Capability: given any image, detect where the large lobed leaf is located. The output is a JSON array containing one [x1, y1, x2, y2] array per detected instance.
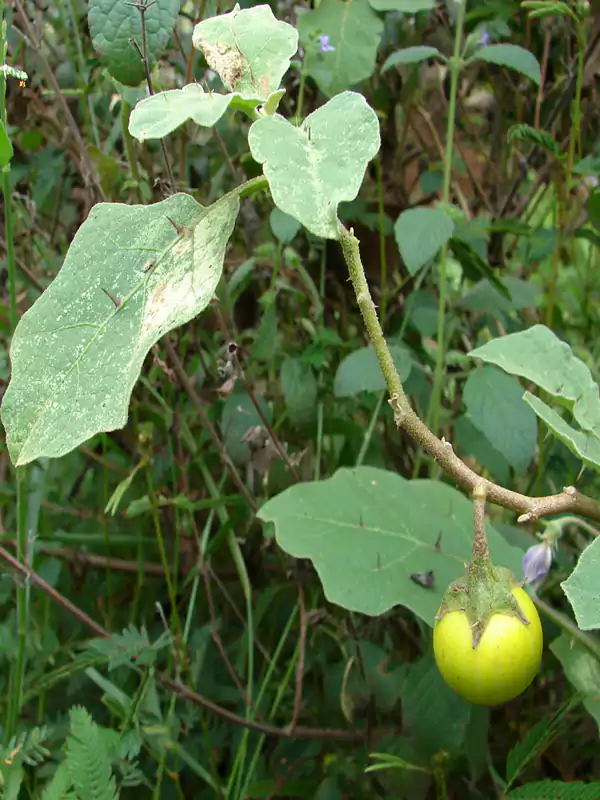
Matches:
[[249, 91, 380, 239], [2, 194, 239, 466], [258, 466, 525, 624]]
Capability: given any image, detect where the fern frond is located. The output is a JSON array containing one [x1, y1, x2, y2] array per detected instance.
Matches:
[[41, 761, 76, 800], [3, 726, 50, 767], [87, 625, 167, 671], [508, 780, 600, 799], [65, 707, 118, 800], [507, 124, 564, 160]]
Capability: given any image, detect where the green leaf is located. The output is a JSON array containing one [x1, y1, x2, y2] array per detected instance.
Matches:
[[464, 706, 490, 781], [2, 193, 239, 466], [469, 325, 600, 438], [473, 43, 542, 86], [129, 85, 256, 142], [573, 150, 600, 176], [87, 625, 167, 669], [463, 366, 537, 472], [88, 0, 180, 86], [394, 207, 455, 273], [369, 0, 435, 10], [402, 652, 472, 756], [0, 119, 13, 167], [334, 344, 411, 397], [457, 277, 541, 314], [298, 0, 384, 97], [561, 538, 600, 631], [381, 46, 441, 73], [523, 393, 600, 471], [2, 726, 50, 768], [257, 466, 524, 623], [41, 762, 75, 800], [550, 633, 600, 732], [588, 188, 600, 232], [269, 208, 301, 243], [505, 698, 577, 788], [249, 91, 380, 240], [507, 124, 563, 159], [192, 3, 298, 100], [66, 707, 117, 800], [450, 237, 511, 299], [281, 358, 318, 424], [454, 415, 511, 485], [508, 782, 600, 800]]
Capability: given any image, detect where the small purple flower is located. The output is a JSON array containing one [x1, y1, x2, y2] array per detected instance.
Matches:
[[479, 29, 490, 47], [318, 34, 336, 54], [522, 541, 553, 585]]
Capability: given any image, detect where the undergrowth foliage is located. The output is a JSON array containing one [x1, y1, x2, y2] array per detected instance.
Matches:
[[1, 0, 600, 797]]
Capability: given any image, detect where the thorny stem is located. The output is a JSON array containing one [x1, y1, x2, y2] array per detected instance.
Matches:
[[338, 223, 600, 524]]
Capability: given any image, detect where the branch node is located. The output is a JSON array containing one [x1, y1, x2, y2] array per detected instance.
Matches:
[[563, 485, 577, 497], [518, 511, 535, 523]]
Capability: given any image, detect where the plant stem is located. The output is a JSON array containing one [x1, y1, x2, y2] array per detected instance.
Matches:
[[429, 0, 466, 439], [120, 97, 143, 203], [338, 222, 600, 523], [471, 483, 489, 561]]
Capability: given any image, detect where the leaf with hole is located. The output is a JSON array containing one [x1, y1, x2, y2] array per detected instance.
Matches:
[[1, 193, 239, 466], [249, 91, 380, 240], [192, 3, 298, 100]]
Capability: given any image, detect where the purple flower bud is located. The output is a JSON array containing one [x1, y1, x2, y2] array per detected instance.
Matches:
[[480, 30, 490, 47], [318, 34, 336, 54], [522, 541, 553, 585]]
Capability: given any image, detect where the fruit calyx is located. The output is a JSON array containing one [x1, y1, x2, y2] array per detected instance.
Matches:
[[435, 484, 531, 648]]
